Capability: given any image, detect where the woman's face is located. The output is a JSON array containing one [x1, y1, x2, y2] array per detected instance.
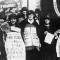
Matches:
[[28, 14, 34, 20], [35, 13, 38, 17], [45, 19, 50, 24], [11, 19, 16, 25], [23, 11, 27, 15]]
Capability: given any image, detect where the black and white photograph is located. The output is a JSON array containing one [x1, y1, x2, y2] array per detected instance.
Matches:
[[0, 0, 60, 60]]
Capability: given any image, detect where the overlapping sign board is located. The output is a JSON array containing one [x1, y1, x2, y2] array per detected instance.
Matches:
[[5, 32, 26, 60], [44, 32, 54, 44], [56, 36, 60, 57], [24, 26, 40, 47]]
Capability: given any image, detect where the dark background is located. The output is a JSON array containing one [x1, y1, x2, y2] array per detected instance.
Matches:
[[41, 0, 59, 18]]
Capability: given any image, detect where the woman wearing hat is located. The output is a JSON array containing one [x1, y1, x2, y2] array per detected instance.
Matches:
[[3, 14, 26, 60], [20, 10, 42, 60]]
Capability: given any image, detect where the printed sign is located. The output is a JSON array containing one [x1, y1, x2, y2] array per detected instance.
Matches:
[[56, 36, 60, 57], [5, 32, 26, 60], [24, 26, 40, 47], [44, 32, 54, 44]]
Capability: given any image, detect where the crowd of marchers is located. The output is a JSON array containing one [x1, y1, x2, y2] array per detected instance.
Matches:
[[0, 7, 60, 60]]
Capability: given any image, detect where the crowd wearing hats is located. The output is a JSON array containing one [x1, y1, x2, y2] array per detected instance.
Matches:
[[0, 7, 60, 60]]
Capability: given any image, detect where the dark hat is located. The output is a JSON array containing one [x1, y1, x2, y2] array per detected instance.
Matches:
[[44, 14, 51, 19], [17, 13, 25, 18], [28, 10, 35, 15], [21, 7, 28, 12], [9, 14, 17, 20], [35, 8, 40, 13], [0, 12, 6, 20]]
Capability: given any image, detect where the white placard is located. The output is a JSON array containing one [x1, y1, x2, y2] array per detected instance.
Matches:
[[5, 32, 26, 60], [56, 37, 60, 57], [24, 26, 40, 47], [44, 32, 54, 44], [32, 33, 40, 47], [24, 26, 32, 47]]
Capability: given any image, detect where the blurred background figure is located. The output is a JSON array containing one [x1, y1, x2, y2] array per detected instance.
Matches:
[[35, 8, 40, 25], [0, 19, 7, 60], [21, 7, 28, 19]]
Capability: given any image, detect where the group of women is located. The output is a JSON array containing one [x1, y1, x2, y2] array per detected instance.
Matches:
[[0, 7, 60, 60]]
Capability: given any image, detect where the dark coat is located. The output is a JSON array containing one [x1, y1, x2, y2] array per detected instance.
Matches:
[[19, 19, 44, 60], [40, 20, 57, 60], [18, 19, 44, 43], [0, 29, 7, 60]]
